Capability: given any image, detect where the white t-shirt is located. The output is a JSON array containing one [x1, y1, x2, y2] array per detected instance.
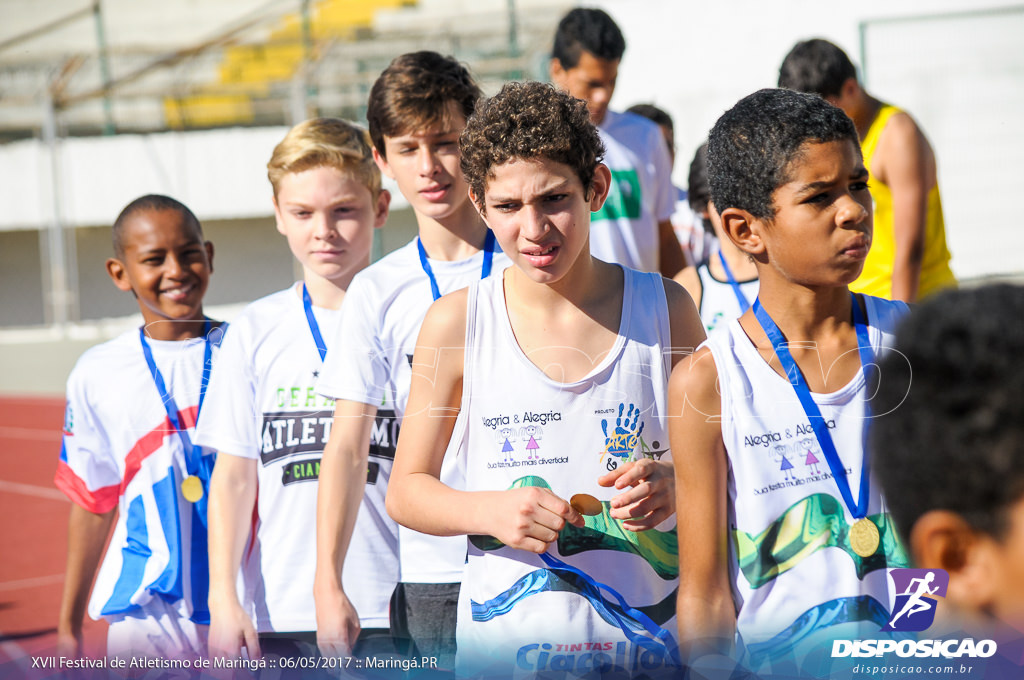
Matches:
[[703, 295, 910, 667], [696, 260, 760, 338], [590, 110, 675, 273], [55, 326, 224, 626], [454, 268, 679, 678], [317, 237, 511, 585], [194, 284, 398, 632]]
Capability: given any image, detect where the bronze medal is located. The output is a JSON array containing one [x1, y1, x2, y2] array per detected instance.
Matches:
[[570, 493, 602, 516], [849, 517, 880, 558]]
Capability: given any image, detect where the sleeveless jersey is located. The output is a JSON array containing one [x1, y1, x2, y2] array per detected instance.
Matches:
[[194, 284, 398, 631], [696, 261, 759, 338], [854, 105, 957, 299], [56, 326, 224, 625], [455, 268, 679, 678], [703, 295, 910, 667]]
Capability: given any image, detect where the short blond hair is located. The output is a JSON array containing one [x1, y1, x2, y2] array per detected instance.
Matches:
[[267, 118, 380, 197]]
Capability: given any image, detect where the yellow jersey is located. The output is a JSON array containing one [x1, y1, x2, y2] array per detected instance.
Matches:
[[854, 105, 957, 300]]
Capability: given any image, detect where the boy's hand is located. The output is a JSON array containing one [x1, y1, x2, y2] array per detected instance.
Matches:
[[314, 583, 361, 658], [599, 459, 675, 531], [487, 487, 584, 553], [209, 601, 261, 661]]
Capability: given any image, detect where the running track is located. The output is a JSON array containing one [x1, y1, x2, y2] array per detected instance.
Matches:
[[0, 396, 107, 678]]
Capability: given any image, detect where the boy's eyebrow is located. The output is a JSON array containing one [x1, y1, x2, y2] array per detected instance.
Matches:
[[389, 129, 459, 143], [487, 178, 574, 204], [794, 167, 870, 195]]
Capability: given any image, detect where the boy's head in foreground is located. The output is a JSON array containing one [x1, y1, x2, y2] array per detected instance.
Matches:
[[366, 51, 480, 222], [459, 81, 609, 282], [707, 88, 871, 286], [106, 194, 213, 328], [550, 8, 625, 125], [268, 117, 387, 285], [873, 285, 1024, 633]]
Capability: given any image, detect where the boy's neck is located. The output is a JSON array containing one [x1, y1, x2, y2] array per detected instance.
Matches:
[[851, 94, 884, 140], [506, 250, 609, 312], [415, 201, 490, 262], [142, 314, 208, 342], [753, 278, 854, 340], [302, 266, 361, 310]]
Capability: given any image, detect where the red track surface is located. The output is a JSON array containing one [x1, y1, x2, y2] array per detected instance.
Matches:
[[0, 396, 107, 677]]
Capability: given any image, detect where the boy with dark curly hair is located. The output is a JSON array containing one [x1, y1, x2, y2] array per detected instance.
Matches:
[[387, 80, 704, 678], [670, 88, 911, 672]]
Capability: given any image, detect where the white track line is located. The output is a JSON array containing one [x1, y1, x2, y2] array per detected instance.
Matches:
[[0, 480, 66, 502], [0, 574, 65, 592], [0, 427, 60, 441]]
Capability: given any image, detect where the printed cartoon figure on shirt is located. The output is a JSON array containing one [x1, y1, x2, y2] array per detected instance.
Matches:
[[801, 437, 822, 476], [521, 425, 542, 460], [496, 426, 516, 462], [774, 444, 797, 482], [600, 402, 645, 467]]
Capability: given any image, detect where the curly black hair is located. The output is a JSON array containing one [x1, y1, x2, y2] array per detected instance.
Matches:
[[707, 88, 859, 220], [459, 81, 605, 209], [872, 284, 1024, 541]]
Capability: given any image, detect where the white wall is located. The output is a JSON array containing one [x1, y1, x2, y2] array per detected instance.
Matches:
[[594, 0, 1024, 281]]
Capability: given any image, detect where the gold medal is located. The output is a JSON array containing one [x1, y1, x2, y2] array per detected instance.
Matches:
[[181, 475, 204, 503], [849, 517, 880, 558], [570, 493, 603, 516]]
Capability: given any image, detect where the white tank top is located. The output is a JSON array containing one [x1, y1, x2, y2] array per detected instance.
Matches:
[[696, 261, 759, 338], [454, 267, 680, 678], [703, 295, 910, 666]]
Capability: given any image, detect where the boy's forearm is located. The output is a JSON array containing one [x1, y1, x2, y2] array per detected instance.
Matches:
[[314, 419, 371, 593], [207, 454, 257, 608], [388, 471, 496, 538], [58, 504, 115, 635]]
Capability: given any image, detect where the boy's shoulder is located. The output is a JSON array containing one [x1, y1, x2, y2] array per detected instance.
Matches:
[[70, 329, 142, 381], [234, 285, 299, 324], [601, 109, 662, 145], [347, 238, 424, 300]]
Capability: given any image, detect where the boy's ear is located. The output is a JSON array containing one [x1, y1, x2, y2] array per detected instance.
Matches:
[[372, 147, 395, 180], [204, 241, 215, 274], [588, 164, 612, 212], [106, 257, 134, 293], [549, 58, 567, 87], [374, 189, 391, 229], [719, 207, 765, 257], [911, 510, 997, 611]]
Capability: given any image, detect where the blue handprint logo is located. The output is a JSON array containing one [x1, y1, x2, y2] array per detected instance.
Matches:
[[600, 403, 645, 467]]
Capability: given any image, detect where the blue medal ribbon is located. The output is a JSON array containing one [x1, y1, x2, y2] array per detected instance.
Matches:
[[139, 319, 212, 478], [538, 552, 681, 666], [417, 229, 496, 302], [301, 283, 328, 362], [752, 293, 874, 519], [717, 250, 751, 314]]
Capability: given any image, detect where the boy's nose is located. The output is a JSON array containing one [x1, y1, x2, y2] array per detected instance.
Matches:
[[837, 193, 870, 226], [520, 206, 550, 240], [418, 148, 441, 176]]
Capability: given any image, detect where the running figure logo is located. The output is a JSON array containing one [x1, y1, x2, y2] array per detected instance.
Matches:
[[882, 568, 949, 632]]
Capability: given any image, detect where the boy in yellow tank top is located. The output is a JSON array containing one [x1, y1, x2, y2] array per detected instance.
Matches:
[[779, 38, 957, 302]]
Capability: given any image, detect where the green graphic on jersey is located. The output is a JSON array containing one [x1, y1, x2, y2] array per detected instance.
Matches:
[[733, 493, 908, 589], [592, 168, 642, 222], [469, 475, 678, 579]]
